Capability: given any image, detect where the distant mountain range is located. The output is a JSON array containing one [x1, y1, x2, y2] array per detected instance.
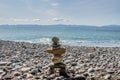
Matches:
[[0, 24, 120, 28], [101, 25, 120, 28]]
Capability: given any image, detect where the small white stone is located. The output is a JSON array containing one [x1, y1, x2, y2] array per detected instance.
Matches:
[[104, 74, 111, 79], [26, 73, 33, 78], [0, 62, 11, 66], [20, 67, 31, 72], [0, 69, 4, 74], [88, 67, 94, 73]]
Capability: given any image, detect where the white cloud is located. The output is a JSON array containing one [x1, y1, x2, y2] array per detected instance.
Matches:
[[51, 2, 59, 7], [32, 19, 41, 22], [11, 19, 29, 22], [52, 18, 70, 22], [0, 18, 41, 23], [52, 18, 64, 21], [0, 18, 71, 24]]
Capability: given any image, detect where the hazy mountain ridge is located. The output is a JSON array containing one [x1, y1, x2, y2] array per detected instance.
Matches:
[[0, 24, 120, 28]]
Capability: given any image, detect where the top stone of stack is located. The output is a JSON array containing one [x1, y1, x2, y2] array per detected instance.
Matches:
[[47, 37, 66, 55], [52, 37, 60, 49]]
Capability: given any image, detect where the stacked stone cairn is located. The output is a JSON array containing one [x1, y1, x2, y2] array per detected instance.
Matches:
[[46, 37, 86, 80]]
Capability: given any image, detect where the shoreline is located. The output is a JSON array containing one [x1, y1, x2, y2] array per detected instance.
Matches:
[[0, 40, 120, 79], [1, 39, 120, 48]]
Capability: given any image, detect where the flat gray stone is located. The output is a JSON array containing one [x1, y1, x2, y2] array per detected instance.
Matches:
[[0, 62, 11, 66]]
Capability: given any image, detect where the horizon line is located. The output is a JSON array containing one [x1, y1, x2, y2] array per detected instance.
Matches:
[[0, 23, 120, 27]]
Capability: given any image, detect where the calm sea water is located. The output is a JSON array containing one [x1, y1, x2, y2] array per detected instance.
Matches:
[[0, 25, 120, 47]]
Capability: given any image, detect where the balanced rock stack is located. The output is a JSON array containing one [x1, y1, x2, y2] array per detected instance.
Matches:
[[46, 37, 86, 80], [46, 37, 69, 77]]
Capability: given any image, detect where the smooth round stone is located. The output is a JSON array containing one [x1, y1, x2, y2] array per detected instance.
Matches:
[[4, 75, 13, 80], [71, 62, 77, 66], [0, 69, 4, 74], [46, 48, 66, 54], [13, 71, 21, 76], [55, 76, 64, 80], [26, 73, 33, 78], [64, 60, 71, 64], [87, 67, 95, 73], [35, 76, 40, 79], [88, 53, 95, 59], [14, 65, 22, 70], [67, 56, 73, 59], [0, 62, 12, 66], [75, 76, 86, 80], [83, 72, 89, 77], [78, 69, 86, 74], [48, 74, 56, 79], [33, 61, 39, 64], [107, 70, 115, 74], [20, 67, 32, 72], [30, 68, 40, 75], [104, 74, 111, 79], [35, 63, 42, 68]]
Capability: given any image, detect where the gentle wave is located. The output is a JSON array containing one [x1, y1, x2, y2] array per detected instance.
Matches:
[[14, 38, 120, 47]]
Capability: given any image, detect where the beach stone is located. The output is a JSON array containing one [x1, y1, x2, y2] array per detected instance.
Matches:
[[11, 58, 20, 63], [0, 62, 11, 66], [88, 53, 95, 59], [0, 69, 4, 74], [35, 76, 40, 79], [75, 77, 86, 80], [107, 70, 114, 74], [26, 73, 33, 78], [33, 61, 39, 64], [83, 72, 89, 77], [14, 65, 22, 70], [74, 75, 86, 80], [69, 68, 75, 74], [20, 73, 27, 78], [83, 72, 90, 77], [0, 54, 6, 57], [71, 62, 77, 66], [87, 67, 94, 73], [63, 76, 86, 80], [75, 65, 81, 70], [118, 61, 120, 67], [48, 74, 56, 79], [36, 63, 42, 68], [33, 55, 40, 58], [55, 76, 64, 80], [104, 74, 111, 79], [84, 59, 90, 63], [14, 77, 22, 80], [90, 77, 95, 80], [79, 69, 86, 74], [64, 60, 71, 64], [13, 71, 21, 76], [4, 75, 13, 80], [94, 67, 102, 71], [0, 69, 6, 79], [30, 68, 39, 75], [68, 56, 73, 59], [0, 75, 2, 79], [20, 67, 31, 72]]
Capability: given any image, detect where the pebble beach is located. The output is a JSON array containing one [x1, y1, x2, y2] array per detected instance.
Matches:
[[0, 40, 120, 80]]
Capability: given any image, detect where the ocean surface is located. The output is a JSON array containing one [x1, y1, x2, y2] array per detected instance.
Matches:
[[0, 25, 120, 47]]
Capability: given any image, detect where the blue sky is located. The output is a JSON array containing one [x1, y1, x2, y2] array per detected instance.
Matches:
[[0, 0, 120, 26]]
